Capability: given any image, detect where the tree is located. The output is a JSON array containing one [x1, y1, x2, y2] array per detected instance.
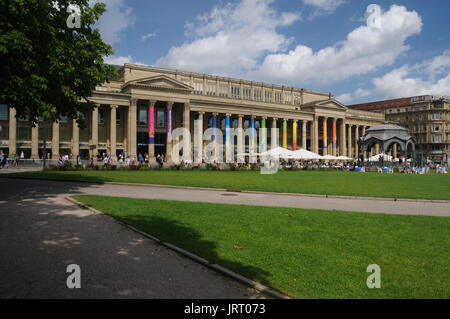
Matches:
[[0, 0, 116, 127]]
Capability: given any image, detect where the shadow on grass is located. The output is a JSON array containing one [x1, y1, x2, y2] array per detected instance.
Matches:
[[116, 214, 274, 290]]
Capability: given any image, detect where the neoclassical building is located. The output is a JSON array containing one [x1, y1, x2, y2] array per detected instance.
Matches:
[[0, 63, 385, 162]]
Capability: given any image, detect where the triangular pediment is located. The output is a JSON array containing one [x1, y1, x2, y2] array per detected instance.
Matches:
[[123, 75, 193, 91], [302, 98, 347, 111]]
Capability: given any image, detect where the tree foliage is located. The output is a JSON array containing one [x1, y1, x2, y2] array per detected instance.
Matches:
[[0, 0, 116, 127]]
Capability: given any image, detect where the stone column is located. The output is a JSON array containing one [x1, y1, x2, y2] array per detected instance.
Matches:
[[52, 121, 60, 159], [110, 105, 117, 161], [90, 106, 98, 159], [347, 124, 352, 158], [183, 102, 191, 161], [339, 119, 346, 157], [322, 117, 328, 156], [225, 114, 232, 163], [166, 102, 174, 162], [313, 116, 319, 154], [355, 125, 360, 159], [393, 143, 397, 159], [148, 100, 156, 160], [31, 123, 39, 159], [211, 112, 218, 161], [292, 120, 298, 151], [237, 115, 244, 163], [8, 107, 16, 156], [72, 119, 79, 160], [332, 118, 337, 156], [196, 112, 204, 163], [128, 99, 137, 160], [260, 117, 267, 153], [302, 120, 307, 150], [271, 117, 278, 151]]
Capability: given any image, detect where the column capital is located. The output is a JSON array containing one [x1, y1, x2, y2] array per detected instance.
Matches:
[[272, 117, 278, 121], [212, 112, 219, 116], [167, 101, 174, 108], [225, 113, 232, 117], [332, 117, 337, 123], [238, 114, 244, 118], [292, 119, 298, 123], [261, 116, 267, 120], [198, 111, 205, 115], [130, 98, 138, 106], [149, 99, 157, 106], [110, 104, 118, 109]]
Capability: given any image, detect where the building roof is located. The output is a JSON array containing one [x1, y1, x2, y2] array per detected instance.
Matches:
[[348, 97, 413, 111]]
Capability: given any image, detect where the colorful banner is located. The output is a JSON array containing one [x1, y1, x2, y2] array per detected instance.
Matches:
[[323, 120, 327, 149], [283, 120, 287, 149], [167, 107, 172, 143], [332, 121, 337, 150], [149, 106, 155, 144], [293, 121, 297, 151]]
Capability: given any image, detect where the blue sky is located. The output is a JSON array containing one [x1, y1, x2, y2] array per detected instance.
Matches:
[[97, 0, 450, 104]]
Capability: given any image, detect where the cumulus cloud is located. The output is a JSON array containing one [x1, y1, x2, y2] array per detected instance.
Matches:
[[252, 4, 422, 86], [337, 50, 450, 103], [104, 55, 144, 66], [141, 32, 156, 41], [155, 0, 301, 76], [90, 0, 135, 44], [302, 0, 346, 18]]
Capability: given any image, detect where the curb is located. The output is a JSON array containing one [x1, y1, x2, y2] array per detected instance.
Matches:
[[4, 175, 450, 204], [65, 196, 290, 300]]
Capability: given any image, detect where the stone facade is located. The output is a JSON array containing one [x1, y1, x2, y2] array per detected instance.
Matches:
[[349, 96, 450, 164], [0, 63, 385, 161]]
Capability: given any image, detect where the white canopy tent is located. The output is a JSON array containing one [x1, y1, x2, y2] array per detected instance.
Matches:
[[289, 149, 323, 160], [258, 147, 294, 159], [337, 155, 353, 161], [366, 153, 393, 162], [321, 154, 339, 161]]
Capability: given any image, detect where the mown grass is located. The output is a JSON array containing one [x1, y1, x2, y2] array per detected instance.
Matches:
[[74, 195, 450, 299], [9, 169, 450, 200]]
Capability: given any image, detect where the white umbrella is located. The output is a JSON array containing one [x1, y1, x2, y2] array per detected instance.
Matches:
[[337, 156, 352, 160], [321, 154, 339, 161], [289, 149, 323, 160], [259, 147, 293, 159]]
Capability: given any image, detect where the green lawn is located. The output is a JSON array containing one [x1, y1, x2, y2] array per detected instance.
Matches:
[[73, 195, 449, 299], [10, 169, 450, 200]]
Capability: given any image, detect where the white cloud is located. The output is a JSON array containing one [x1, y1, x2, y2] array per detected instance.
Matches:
[[155, 0, 301, 76], [141, 32, 156, 41], [104, 55, 144, 66], [337, 50, 450, 104], [302, 0, 346, 18], [90, 0, 135, 44], [252, 5, 422, 86]]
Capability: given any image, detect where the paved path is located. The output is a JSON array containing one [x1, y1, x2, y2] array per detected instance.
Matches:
[[5, 177, 449, 217], [0, 178, 264, 299]]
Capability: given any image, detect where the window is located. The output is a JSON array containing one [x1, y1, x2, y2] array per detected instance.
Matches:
[[432, 113, 441, 120], [389, 109, 393, 114], [243, 88, 250, 100], [423, 124, 427, 131], [116, 109, 121, 125], [60, 116, 68, 123], [397, 108, 400, 113], [432, 134, 442, 143], [157, 110, 165, 128], [264, 90, 272, 103], [405, 107, 409, 112], [0, 104, 7, 120], [205, 82, 216, 96], [139, 108, 147, 125], [193, 82, 203, 95], [433, 124, 440, 132], [254, 89, 262, 101], [231, 86, 240, 98], [423, 106, 427, 110], [274, 92, 282, 104], [284, 94, 291, 104], [98, 109, 104, 125], [218, 84, 228, 97]]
